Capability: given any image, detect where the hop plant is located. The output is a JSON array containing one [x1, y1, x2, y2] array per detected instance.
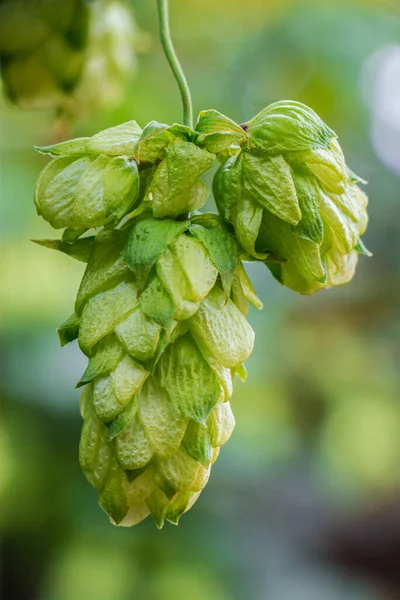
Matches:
[[32, 0, 370, 527], [0, 0, 139, 114], [212, 101, 370, 294]]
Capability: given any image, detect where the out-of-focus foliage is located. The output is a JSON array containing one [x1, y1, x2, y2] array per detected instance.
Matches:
[[1, 0, 399, 599], [0, 0, 142, 118], [75, 0, 142, 112], [0, 0, 89, 109]]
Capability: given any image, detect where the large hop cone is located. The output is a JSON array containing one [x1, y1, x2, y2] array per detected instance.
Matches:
[[33, 120, 261, 526], [52, 213, 259, 527], [209, 101, 370, 294]]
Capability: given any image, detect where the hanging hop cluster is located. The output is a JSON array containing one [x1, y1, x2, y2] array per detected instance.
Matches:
[[0, 0, 139, 113], [33, 100, 369, 526]]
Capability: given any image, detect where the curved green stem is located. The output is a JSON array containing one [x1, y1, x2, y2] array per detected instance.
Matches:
[[156, 0, 193, 128]]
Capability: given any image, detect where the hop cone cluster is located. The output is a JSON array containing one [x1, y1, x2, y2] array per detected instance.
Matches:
[[33, 100, 369, 526], [0, 0, 138, 113]]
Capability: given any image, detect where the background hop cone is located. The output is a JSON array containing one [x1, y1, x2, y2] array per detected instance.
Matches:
[[53, 213, 259, 527], [0, 0, 89, 109], [212, 100, 370, 294], [75, 0, 141, 111], [0, 0, 139, 113]]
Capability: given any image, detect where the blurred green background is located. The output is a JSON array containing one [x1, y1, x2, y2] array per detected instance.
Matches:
[[1, 0, 400, 599]]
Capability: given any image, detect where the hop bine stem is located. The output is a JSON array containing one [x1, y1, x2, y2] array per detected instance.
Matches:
[[156, 0, 193, 128]]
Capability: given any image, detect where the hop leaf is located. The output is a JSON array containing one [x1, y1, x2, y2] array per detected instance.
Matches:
[[189, 213, 240, 296], [31, 236, 95, 263], [190, 285, 255, 368], [37, 121, 142, 158], [242, 153, 301, 225], [123, 216, 190, 289], [149, 139, 215, 218]]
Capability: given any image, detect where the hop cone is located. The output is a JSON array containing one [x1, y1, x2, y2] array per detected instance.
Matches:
[[74, 218, 258, 527], [33, 124, 261, 527], [210, 101, 370, 294], [75, 0, 140, 111]]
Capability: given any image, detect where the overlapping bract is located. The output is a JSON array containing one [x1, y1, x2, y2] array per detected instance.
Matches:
[[0, 0, 138, 113], [52, 214, 258, 527], [210, 100, 370, 294]]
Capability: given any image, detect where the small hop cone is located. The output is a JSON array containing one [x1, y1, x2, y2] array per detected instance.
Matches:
[[213, 100, 370, 294], [58, 213, 258, 527], [133, 121, 217, 218]]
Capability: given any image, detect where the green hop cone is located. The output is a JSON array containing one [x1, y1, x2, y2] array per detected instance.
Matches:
[[47, 211, 259, 527], [212, 100, 370, 294]]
